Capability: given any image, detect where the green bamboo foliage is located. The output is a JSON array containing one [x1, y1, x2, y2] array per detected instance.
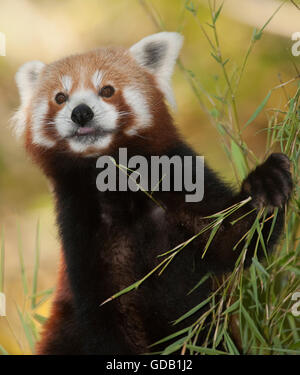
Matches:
[[103, 0, 300, 355], [1, 0, 299, 356]]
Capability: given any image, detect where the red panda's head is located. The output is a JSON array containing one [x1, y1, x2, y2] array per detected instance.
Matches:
[[14, 32, 183, 159]]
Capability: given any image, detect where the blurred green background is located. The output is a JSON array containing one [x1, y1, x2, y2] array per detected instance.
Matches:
[[0, 0, 299, 354]]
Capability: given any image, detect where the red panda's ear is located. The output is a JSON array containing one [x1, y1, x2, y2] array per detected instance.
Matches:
[[15, 61, 45, 105], [13, 61, 45, 138], [130, 32, 183, 109]]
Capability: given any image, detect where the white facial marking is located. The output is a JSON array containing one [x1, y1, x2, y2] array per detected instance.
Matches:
[[32, 99, 55, 147], [123, 87, 152, 136], [68, 134, 113, 153], [54, 88, 118, 153], [92, 70, 103, 89], [60, 75, 73, 92], [99, 99, 119, 131], [93, 134, 113, 149]]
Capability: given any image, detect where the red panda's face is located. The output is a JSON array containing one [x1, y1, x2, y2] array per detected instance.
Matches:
[[14, 32, 183, 157]]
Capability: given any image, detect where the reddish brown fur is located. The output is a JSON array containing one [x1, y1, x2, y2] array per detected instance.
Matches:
[[25, 47, 179, 166], [36, 255, 76, 355], [24, 46, 181, 353], [15, 36, 293, 356]]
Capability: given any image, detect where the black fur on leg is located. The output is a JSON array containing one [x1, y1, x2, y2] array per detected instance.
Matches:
[[37, 145, 293, 354]]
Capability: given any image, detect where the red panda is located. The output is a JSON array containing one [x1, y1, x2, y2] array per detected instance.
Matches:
[[14, 32, 292, 354]]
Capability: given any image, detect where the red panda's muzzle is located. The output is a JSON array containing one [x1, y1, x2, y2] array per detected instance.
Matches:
[[71, 104, 94, 127]]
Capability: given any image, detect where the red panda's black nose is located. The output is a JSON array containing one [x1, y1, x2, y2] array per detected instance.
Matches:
[[71, 104, 94, 126]]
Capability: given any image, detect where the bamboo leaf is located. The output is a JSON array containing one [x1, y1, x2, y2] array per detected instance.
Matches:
[[244, 91, 271, 129], [0, 345, 8, 355], [213, 2, 224, 24], [16, 306, 35, 352], [231, 140, 248, 180], [33, 313, 48, 325], [224, 331, 240, 355], [17, 225, 28, 296], [173, 296, 211, 325], [186, 345, 229, 355], [149, 327, 190, 347], [32, 220, 40, 309], [241, 304, 267, 345]]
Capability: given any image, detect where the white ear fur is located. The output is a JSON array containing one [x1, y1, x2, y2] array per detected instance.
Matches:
[[130, 32, 183, 108], [15, 61, 45, 105], [13, 61, 45, 137]]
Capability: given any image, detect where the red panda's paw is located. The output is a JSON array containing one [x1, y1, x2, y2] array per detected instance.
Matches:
[[241, 153, 293, 209]]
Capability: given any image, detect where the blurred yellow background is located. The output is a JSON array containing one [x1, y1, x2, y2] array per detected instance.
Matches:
[[0, 0, 299, 354]]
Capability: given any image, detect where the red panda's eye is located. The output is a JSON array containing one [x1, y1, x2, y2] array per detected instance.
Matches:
[[55, 92, 68, 105], [99, 85, 115, 98]]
